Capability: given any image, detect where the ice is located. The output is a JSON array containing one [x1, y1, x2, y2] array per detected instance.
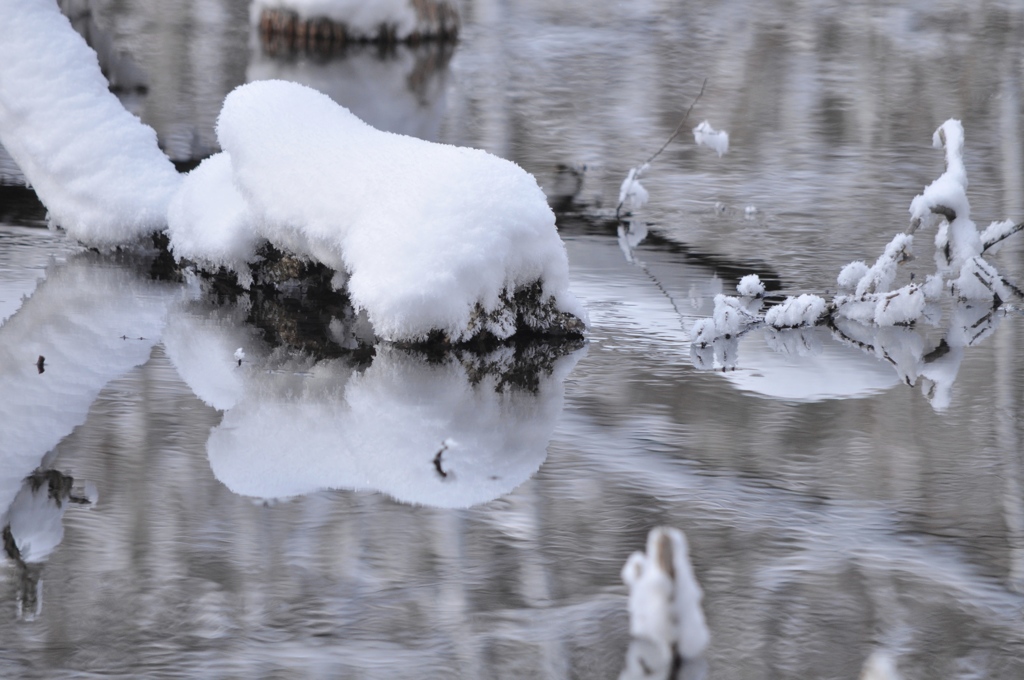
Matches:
[[764, 294, 826, 329], [174, 79, 584, 342], [620, 526, 709, 677], [0, 0, 181, 246], [692, 121, 729, 157]]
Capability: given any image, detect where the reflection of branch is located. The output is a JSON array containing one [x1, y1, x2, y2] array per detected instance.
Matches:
[[433, 441, 449, 479]]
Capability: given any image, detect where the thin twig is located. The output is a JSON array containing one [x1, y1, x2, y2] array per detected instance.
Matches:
[[642, 78, 708, 168], [616, 79, 708, 218]]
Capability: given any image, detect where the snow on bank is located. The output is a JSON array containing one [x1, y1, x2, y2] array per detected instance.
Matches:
[[169, 79, 585, 342], [0, 0, 181, 246]]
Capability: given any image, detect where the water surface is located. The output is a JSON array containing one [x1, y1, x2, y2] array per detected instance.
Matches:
[[2, 1, 1024, 678]]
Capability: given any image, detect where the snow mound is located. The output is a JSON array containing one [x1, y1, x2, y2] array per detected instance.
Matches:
[[166, 153, 260, 287], [169, 80, 585, 342], [0, 0, 181, 246]]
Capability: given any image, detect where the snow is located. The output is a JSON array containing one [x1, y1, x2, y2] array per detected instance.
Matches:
[[252, 0, 421, 39], [736, 274, 765, 298], [692, 121, 729, 157], [854, 233, 913, 297], [166, 153, 260, 287], [837, 261, 869, 291], [0, 0, 181, 247], [712, 293, 756, 336], [909, 120, 981, 272], [953, 256, 1008, 301], [179, 79, 583, 342], [764, 294, 826, 329], [617, 165, 649, 214], [909, 120, 969, 226], [621, 527, 709, 664], [871, 284, 926, 326], [980, 218, 1018, 254]]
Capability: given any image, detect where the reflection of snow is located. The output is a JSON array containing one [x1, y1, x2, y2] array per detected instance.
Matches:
[[163, 302, 583, 507], [723, 327, 899, 402], [0, 253, 179, 514]]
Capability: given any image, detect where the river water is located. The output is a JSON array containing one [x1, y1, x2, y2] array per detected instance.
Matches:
[[1, 1, 1024, 678]]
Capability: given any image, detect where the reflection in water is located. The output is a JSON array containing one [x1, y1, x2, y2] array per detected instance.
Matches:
[[248, 38, 453, 140], [0, 252, 179, 514], [2, 469, 95, 620], [2, 0, 1024, 676], [163, 299, 583, 507]]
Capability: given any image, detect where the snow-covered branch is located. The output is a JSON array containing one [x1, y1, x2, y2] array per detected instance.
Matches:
[[688, 120, 1023, 407]]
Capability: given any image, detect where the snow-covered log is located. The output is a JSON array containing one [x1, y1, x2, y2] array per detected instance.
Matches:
[[168, 79, 586, 344]]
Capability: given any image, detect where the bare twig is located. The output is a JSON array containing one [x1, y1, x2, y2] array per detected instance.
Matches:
[[642, 78, 708, 168], [615, 78, 708, 218]]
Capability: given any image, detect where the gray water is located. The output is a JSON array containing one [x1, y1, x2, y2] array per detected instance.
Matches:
[[2, 1, 1024, 678]]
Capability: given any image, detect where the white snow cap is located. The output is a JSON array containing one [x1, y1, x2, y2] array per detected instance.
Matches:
[[736, 274, 765, 298], [764, 294, 826, 329], [177, 79, 584, 342], [0, 0, 181, 246], [618, 165, 650, 214], [693, 121, 729, 157], [166, 153, 260, 287], [621, 526, 709, 661]]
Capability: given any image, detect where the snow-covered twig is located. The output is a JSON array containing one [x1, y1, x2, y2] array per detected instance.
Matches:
[[615, 79, 707, 219], [688, 119, 1024, 391]]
